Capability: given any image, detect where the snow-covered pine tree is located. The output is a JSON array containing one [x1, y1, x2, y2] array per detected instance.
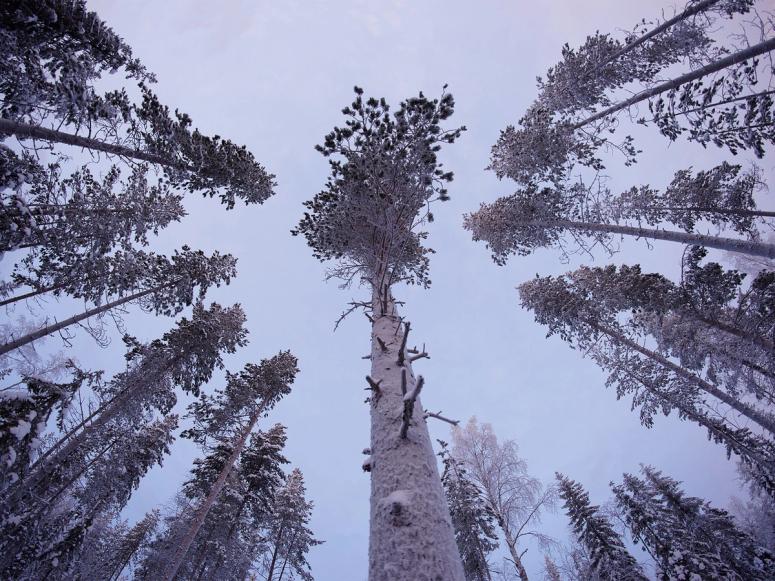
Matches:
[[1, 302, 247, 521], [438, 440, 498, 581], [0, 0, 276, 209], [489, 1, 769, 188], [464, 180, 775, 263], [452, 418, 556, 581], [0, 246, 237, 355], [105, 509, 161, 580], [161, 352, 299, 580], [1, 156, 184, 256], [293, 86, 466, 580], [611, 465, 775, 579], [518, 269, 775, 492], [555, 473, 647, 580], [0, 413, 177, 579], [0, 363, 99, 488], [262, 467, 321, 581]]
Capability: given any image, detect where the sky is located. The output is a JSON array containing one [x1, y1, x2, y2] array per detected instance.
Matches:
[[5, 0, 775, 579]]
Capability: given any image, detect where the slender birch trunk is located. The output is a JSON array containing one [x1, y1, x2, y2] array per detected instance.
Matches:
[[367, 286, 465, 581], [573, 37, 775, 129], [588, 320, 775, 435], [553, 218, 775, 258], [0, 282, 173, 356], [161, 403, 265, 581], [501, 526, 529, 581]]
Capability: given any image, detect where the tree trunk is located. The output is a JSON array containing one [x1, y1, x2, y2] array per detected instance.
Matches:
[[615, 361, 774, 472], [661, 206, 775, 219], [573, 36, 775, 129], [596, 0, 720, 70], [504, 535, 529, 581], [265, 521, 284, 581], [0, 118, 183, 170], [696, 314, 775, 352], [0, 285, 60, 307], [0, 282, 171, 356], [589, 320, 775, 435], [367, 285, 465, 581], [161, 404, 266, 581], [555, 218, 775, 258]]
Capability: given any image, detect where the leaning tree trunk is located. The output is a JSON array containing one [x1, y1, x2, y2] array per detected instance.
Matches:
[[367, 285, 465, 581], [573, 36, 775, 129], [0, 281, 173, 356], [555, 218, 775, 259], [161, 403, 266, 581], [502, 528, 529, 581], [589, 319, 775, 435]]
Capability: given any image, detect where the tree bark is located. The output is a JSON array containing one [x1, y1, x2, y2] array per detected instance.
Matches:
[[0, 282, 172, 356], [0, 285, 60, 307], [573, 37, 775, 129], [554, 218, 775, 258], [161, 403, 266, 581], [367, 286, 465, 581], [503, 533, 529, 581], [596, 0, 721, 70], [589, 320, 775, 435], [0, 118, 183, 170], [660, 206, 775, 219]]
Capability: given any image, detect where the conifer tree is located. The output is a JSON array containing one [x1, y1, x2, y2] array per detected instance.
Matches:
[[161, 352, 299, 580], [439, 440, 498, 581], [556, 473, 647, 580], [614, 466, 775, 579], [262, 468, 322, 581], [293, 86, 466, 579], [0, 246, 237, 355], [0, 0, 276, 209]]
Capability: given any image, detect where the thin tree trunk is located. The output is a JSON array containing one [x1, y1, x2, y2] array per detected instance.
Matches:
[[0, 118, 183, 170], [0, 285, 60, 307], [597, 0, 720, 69], [0, 282, 172, 356], [266, 521, 284, 581], [615, 361, 774, 472], [573, 37, 775, 129], [696, 314, 775, 352], [161, 403, 266, 581], [503, 534, 529, 581], [661, 206, 775, 219], [276, 529, 299, 581], [588, 320, 775, 435], [367, 285, 465, 581], [554, 218, 775, 258]]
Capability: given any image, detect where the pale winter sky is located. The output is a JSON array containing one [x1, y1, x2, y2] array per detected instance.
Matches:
[[10, 0, 775, 578]]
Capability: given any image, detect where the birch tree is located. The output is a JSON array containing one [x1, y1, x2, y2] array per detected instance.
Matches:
[[293, 86, 466, 580], [452, 418, 556, 581]]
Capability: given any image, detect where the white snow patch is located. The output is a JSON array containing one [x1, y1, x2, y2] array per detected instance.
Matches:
[[362, 456, 372, 471], [381, 489, 412, 507], [10, 420, 31, 440]]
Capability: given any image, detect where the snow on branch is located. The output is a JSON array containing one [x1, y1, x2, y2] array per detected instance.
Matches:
[[397, 321, 411, 366], [424, 410, 459, 426], [400, 375, 425, 439]]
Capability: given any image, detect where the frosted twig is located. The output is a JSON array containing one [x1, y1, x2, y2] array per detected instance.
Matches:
[[423, 410, 459, 426], [376, 337, 388, 352], [397, 321, 410, 366], [400, 375, 424, 439]]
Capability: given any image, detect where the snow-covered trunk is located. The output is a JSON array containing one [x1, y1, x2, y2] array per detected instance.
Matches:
[[367, 285, 464, 581], [503, 534, 529, 581], [161, 404, 264, 581], [556, 219, 775, 259]]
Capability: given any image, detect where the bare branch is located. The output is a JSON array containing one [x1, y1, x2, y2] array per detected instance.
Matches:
[[400, 375, 425, 439], [397, 321, 411, 366], [424, 410, 459, 426]]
